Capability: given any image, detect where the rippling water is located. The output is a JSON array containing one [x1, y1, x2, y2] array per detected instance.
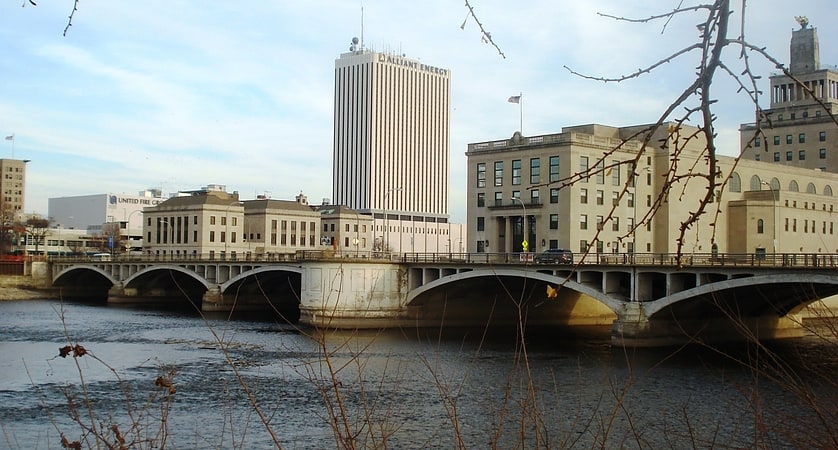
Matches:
[[1, 300, 837, 449]]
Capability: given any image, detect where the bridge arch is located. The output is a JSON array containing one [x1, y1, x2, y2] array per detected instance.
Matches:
[[220, 265, 303, 292], [406, 268, 625, 314], [52, 265, 120, 302], [123, 265, 213, 290], [644, 273, 838, 320], [54, 265, 119, 286]]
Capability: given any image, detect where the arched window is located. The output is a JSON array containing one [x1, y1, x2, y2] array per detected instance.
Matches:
[[769, 178, 780, 191], [807, 182, 817, 194], [789, 180, 799, 192], [757, 218, 764, 234], [825, 185, 833, 196], [730, 172, 741, 192], [750, 175, 762, 191]]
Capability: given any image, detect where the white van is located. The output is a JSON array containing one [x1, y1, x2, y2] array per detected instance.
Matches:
[[91, 253, 112, 261]]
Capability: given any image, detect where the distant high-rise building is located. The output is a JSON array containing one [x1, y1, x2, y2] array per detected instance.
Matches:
[[332, 46, 451, 221], [0, 158, 28, 220], [740, 20, 838, 171]]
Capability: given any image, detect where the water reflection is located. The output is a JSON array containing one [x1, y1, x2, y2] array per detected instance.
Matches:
[[0, 300, 836, 448]]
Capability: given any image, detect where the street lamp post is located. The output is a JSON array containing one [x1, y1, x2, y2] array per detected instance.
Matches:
[[384, 187, 402, 255], [511, 197, 528, 253], [633, 167, 652, 258], [124, 209, 143, 254], [761, 180, 778, 255], [354, 212, 360, 258]]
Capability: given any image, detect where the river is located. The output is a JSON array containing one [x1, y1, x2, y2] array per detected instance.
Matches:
[[1, 299, 836, 449]]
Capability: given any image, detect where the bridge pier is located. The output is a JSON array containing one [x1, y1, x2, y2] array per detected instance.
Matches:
[[202, 286, 229, 312], [611, 307, 806, 347], [299, 261, 411, 328]]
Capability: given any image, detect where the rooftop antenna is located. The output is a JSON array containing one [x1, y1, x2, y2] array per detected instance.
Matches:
[[349, 5, 366, 53]]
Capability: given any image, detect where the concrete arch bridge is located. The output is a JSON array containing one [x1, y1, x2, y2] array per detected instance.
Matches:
[[48, 252, 838, 346]]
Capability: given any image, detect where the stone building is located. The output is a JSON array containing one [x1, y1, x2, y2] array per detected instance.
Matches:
[[466, 123, 838, 259], [740, 20, 838, 172]]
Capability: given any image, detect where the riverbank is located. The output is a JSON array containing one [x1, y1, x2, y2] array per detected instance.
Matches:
[[0, 276, 56, 301]]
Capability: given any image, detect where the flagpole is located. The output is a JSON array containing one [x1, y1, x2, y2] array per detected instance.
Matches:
[[519, 92, 523, 135], [4, 134, 13, 158]]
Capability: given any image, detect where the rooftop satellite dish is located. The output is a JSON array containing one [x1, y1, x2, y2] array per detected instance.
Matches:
[[352, 37, 359, 44]]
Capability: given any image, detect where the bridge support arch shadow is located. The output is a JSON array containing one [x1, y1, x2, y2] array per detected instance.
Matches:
[[404, 269, 621, 330]]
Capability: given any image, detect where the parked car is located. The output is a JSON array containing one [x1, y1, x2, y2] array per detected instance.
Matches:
[[90, 253, 112, 261], [535, 248, 573, 264]]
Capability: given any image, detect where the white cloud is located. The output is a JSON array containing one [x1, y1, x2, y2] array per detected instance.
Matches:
[[0, 0, 834, 224]]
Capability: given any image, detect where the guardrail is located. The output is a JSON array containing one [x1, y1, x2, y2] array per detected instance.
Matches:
[[401, 252, 838, 269], [46, 251, 838, 269]]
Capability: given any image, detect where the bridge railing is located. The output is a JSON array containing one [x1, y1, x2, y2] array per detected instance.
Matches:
[[400, 252, 838, 269], [46, 251, 838, 269]]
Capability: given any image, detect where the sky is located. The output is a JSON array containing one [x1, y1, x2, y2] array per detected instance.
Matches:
[[1, 1, 836, 224]]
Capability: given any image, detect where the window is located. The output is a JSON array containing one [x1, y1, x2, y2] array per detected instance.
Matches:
[[494, 192, 503, 206], [820, 148, 827, 159], [579, 240, 588, 254], [820, 131, 827, 142], [476, 217, 485, 231], [773, 152, 780, 162], [596, 215, 604, 231], [531, 189, 540, 205], [579, 188, 587, 204], [799, 133, 806, 144], [550, 188, 559, 203], [786, 134, 793, 145], [611, 161, 620, 186], [755, 153, 760, 161], [477, 192, 485, 207], [494, 161, 503, 186], [773, 136, 780, 146], [595, 160, 605, 184], [511, 159, 522, 185], [612, 191, 619, 206], [530, 158, 540, 184], [628, 192, 635, 208], [549, 156, 560, 182], [799, 150, 806, 160], [221, 216, 227, 226], [477, 163, 486, 187], [755, 137, 761, 147], [786, 151, 793, 161], [596, 190, 604, 205], [757, 219, 764, 234], [209, 231, 215, 242], [210, 216, 216, 225], [580, 214, 588, 230], [579, 156, 589, 182], [612, 217, 619, 232], [549, 214, 559, 230], [596, 240, 604, 254]]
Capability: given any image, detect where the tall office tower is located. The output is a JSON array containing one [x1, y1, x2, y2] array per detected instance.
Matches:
[[0, 159, 27, 220], [332, 44, 451, 221], [740, 19, 838, 172]]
